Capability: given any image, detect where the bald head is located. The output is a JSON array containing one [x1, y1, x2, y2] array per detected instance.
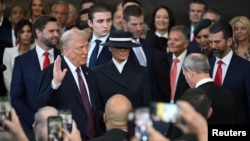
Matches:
[[104, 94, 132, 129]]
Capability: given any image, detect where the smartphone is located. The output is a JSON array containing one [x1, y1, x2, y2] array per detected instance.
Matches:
[[0, 96, 11, 126], [59, 110, 72, 133], [48, 116, 63, 141], [150, 102, 182, 123], [127, 107, 152, 141]]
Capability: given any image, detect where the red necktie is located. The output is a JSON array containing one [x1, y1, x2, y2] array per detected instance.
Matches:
[[43, 51, 50, 69], [76, 68, 96, 138], [214, 60, 223, 86], [170, 58, 179, 101]]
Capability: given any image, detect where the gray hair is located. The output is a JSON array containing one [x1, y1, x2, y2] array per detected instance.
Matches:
[[182, 53, 210, 73], [33, 106, 58, 141], [60, 28, 90, 50], [170, 25, 190, 41]]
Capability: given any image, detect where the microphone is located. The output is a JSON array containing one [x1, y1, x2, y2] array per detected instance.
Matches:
[[0, 64, 7, 72]]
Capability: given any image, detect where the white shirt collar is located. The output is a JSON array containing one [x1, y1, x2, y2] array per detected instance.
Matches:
[[195, 78, 214, 88], [91, 34, 110, 43], [35, 44, 54, 58], [155, 31, 168, 39], [64, 55, 77, 71], [172, 49, 187, 62], [112, 58, 127, 73], [215, 49, 233, 65]]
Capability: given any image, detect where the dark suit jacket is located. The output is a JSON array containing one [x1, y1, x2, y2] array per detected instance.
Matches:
[[209, 53, 250, 124], [146, 30, 168, 51], [93, 60, 152, 108], [0, 16, 12, 45], [88, 128, 128, 141], [198, 82, 240, 124], [153, 49, 171, 102], [89, 36, 112, 68], [10, 48, 61, 131], [38, 56, 105, 140], [128, 38, 155, 83], [0, 17, 12, 96]]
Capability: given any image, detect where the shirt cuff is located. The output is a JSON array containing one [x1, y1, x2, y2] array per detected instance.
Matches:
[[51, 80, 61, 90]]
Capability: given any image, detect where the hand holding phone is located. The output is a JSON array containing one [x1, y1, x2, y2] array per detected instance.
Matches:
[[0, 96, 11, 127], [150, 102, 182, 123], [128, 107, 152, 141], [48, 116, 63, 141], [59, 110, 72, 133]]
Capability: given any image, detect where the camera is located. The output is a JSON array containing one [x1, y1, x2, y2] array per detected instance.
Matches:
[[150, 102, 182, 123], [127, 107, 152, 141], [0, 96, 11, 126], [48, 116, 63, 141], [59, 110, 72, 133], [127, 102, 182, 141]]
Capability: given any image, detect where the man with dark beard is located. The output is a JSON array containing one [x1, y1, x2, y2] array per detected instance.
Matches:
[[208, 21, 250, 124], [10, 15, 61, 140]]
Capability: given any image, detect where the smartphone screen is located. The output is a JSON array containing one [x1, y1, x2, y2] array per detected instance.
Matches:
[[150, 102, 181, 123], [134, 107, 152, 141], [48, 116, 63, 141], [59, 110, 72, 132], [0, 96, 11, 126]]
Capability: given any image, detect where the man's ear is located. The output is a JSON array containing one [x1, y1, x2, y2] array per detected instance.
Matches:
[[207, 107, 213, 119], [122, 20, 127, 31], [87, 19, 93, 28], [103, 112, 107, 123], [35, 29, 41, 38]]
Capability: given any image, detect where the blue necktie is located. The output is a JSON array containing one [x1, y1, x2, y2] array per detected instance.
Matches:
[[89, 39, 101, 68]]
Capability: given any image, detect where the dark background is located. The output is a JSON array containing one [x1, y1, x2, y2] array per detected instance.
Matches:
[[4, 0, 250, 28]]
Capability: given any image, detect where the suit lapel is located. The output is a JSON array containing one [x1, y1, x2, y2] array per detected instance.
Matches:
[[100, 61, 129, 89], [121, 60, 141, 82], [81, 66, 97, 111], [61, 58, 85, 109]]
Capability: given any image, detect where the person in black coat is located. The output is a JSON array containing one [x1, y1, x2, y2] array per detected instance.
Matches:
[[93, 31, 152, 108], [146, 5, 175, 52], [182, 53, 240, 124]]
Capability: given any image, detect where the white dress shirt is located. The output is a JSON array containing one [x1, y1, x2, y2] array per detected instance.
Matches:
[[87, 34, 109, 67], [36, 45, 55, 70], [212, 50, 233, 84]]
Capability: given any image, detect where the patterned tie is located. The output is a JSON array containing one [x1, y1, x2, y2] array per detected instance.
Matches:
[[76, 68, 96, 138], [43, 51, 50, 69], [89, 39, 101, 68], [133, 47, 147, 67], [214, 60, 223, 86], [170, 58, 179, 102]]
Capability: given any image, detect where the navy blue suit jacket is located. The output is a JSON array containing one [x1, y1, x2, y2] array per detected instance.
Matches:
[[93, 60, 152, 108], [38, 56, 105, 140], [10, 48, 61, 130], [153, 49, 171, 102], [209, 53, 250, 123], [0, 16, 12, 45], [89, 36, 112, 68], [129, 38, 155, 83]]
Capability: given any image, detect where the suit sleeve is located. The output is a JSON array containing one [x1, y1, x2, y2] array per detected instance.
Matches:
[[37, 66, 54, 108], [142, 69, 152, 106], [10, 57, 33, 114]]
